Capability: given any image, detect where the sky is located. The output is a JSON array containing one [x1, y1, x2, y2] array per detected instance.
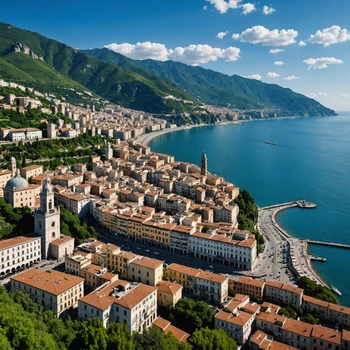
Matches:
[[2, 0, 350, 111]]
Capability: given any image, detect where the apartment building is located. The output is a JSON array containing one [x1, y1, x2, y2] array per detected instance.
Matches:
[[127, 256, 163, 286], [214, 295, 257, 345], [0, 234, 41, 277], [78, 280, 157, 332], [156, 281, 183, 307], [20, 165, 43, 181], [167, 263, 228, 303], [54, 191, 91, 216], [264, 281, 304, 308], [10, 268, 84, 317], [188, 230, 257, 270], [234, 276, 265, 301], [0, 169, 12, 197], [249, 330, 299, 350], [303, 295, 350, 328]]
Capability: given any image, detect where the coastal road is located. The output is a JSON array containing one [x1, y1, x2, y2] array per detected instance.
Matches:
[[254, 209, 294, 284], [257, 205, 328, 287]]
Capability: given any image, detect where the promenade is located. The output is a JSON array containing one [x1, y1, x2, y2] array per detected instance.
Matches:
[[257, 202, 329, 287]]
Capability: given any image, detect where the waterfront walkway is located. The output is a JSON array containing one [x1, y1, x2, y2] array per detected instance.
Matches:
[[257, 202, 329, 287]]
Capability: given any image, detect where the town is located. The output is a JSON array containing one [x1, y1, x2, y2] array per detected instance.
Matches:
[[0, 79, 349, 349]]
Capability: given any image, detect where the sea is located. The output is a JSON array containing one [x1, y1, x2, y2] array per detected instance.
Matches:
[[149, 114, 350, 306]]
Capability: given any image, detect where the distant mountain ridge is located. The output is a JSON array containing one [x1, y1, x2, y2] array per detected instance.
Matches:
[[84, 48, 336, 117], [0, 22, 198, 113]]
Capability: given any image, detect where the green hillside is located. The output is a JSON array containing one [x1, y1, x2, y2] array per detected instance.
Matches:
[[84, 48, 336, 117], [0, 22, 198, 113]]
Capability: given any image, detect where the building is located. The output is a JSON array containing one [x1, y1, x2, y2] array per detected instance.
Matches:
[[201, 152, 207, 176], [249, 330, 299, 350], [214, 295, 257, 345], [47, 123, 57, 139], [78, 280, 157, 332], [0, 234, 41, 277], [20, 164, 43, 181], [156, 281, 183, 307], [34, 176, 74, 259], [167, 263, 228, 303], [4, 169, 40, 209], [234, 276, 265, 302], [54, 191, 91, 217], [0, 169, 12, 197], [153, 317, 190, 342], [0, 128, 42, 141], [264, 281, 304, 308], [127, 256, 163, 286], [10, 268, 84, 317], [105, 143, 113, 160]]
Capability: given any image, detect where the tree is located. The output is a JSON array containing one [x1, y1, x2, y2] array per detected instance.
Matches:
[[301, 314, 319, 325], [278, 306, 297, 319], [162, 299, 216, 334], [298, 277, 338, 304], [188, 328, 238, 350], [106, 323, 134, 350]]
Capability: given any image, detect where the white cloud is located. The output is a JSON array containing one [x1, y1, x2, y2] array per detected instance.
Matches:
[[217, 31, 228, 39], [263, 5, 275, 15], [105, 42, 241, 64], [232, 26, 298, 46], [267, 72, 280, 78], [283, 75, 299, 80], [341, 94, 349, 98], [307, 93, 318, 98], [245, 74, 262, 80], [241, 3, 256, 15], [299, 40, 306, 47], [274, 61, 284, 65], [269, 48, 284, 54], [318, 93, 328, 97], [303, 57, 343, 70], [309, 25, 350, 46], [206, 0, 241, 14], [203, 5, 208, 10]]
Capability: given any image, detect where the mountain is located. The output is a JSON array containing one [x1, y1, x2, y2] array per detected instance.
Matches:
[[0, 22, 198, 113], [84, 48, 336, 117]]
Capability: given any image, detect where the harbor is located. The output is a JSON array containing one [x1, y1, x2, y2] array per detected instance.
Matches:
[[257, 200, 345, 295]]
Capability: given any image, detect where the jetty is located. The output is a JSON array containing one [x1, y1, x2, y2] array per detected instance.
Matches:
[[307, 240, 350, 250]]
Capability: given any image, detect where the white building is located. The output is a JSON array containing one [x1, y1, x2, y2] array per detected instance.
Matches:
[[10, 268, 84, 317], [189, 231, 257, 270], [78, 280, 157, 332], [34, 176, 74, 259], [0, 234, 41, 277], [264, 281, 304, 308]]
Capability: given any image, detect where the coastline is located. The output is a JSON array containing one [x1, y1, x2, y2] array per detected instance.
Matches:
[[134, 121, 241, 145], [137, 116, 337, 292]]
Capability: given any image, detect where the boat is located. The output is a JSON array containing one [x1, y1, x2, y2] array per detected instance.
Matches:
[[264, 141, 276, 145], [330, 285, 342, 296]]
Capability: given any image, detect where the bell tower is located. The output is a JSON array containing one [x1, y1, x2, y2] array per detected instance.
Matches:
[[201, 152, 207, 176], [34, 175, 60, 259], [9, 157, 16, 177]]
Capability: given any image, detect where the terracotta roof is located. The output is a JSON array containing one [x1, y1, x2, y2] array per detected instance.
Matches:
[[50, 235, 74, 246], [156, 281, 183, 295], [11, 269, 84, 296], [115, 283, 156, 310], [153, 317, 190, 342], [21, 165, 43, 171], [168, 263, 200, 278], [215, 309, 254, 326], [0, 233, 40, 250], [197, 271, 228, 284], [311, 325, 341, 344], [282, 319, 313, 337], [131, 256, 163, 269]]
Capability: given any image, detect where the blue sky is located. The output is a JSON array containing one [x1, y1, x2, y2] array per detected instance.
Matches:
[[2, 0, 350, 110]]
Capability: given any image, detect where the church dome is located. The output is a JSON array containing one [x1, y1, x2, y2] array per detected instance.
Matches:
[[5, 173, 29, 189]]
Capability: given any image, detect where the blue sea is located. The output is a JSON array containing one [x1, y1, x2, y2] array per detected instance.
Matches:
[[149, 115, 350, 306]]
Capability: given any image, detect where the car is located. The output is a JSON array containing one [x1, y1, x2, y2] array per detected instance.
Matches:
[[114, 232, 118, 236], [145, 249, 150, 253], [208, 265, 214, 269], [153, 252, 159, 255], [136, 247, 141, 250]]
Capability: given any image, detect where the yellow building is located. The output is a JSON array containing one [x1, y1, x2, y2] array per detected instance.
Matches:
[[0, 169, 12, 197], [128, 256, 163, 286], [4, 170, 40, 209], [20, 164, 43, 181], [156, 281, 183, 307]]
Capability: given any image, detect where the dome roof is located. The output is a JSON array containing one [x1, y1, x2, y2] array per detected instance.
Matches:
[[5, 173, 29, 189]]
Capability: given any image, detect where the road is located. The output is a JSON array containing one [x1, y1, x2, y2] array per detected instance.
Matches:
[[254, 209, 295, 284]]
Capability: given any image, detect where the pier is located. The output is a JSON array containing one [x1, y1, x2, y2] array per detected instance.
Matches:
[[307, 240, 350, 250]]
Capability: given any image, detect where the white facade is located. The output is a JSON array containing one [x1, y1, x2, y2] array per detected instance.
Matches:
[[0, 235, 41, 277]]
